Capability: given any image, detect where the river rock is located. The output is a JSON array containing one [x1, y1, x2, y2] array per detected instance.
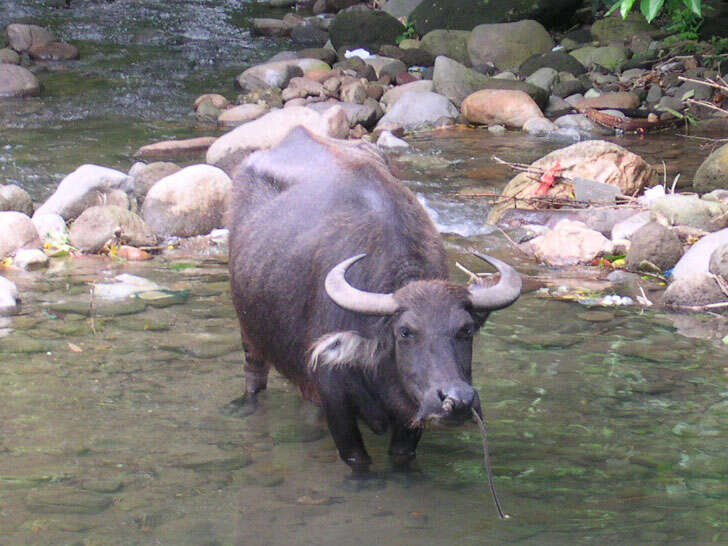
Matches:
[[5, 24, 55, 52], [339, 80, 367, 103], [461, 89, 543, 128], [519, 51, 586, 77], [134, 136, 217, 161], [420, 29, 471, 66], [206, 105, 348, 171], [0, 276, 19, 315], [694, 143, 728, 193], [217, 103, 270, 128], [710, 243, 728, 280], [0, 64, 41, 98], [591, 12, 653, 43], [611, 210, 651, 241], [34, 165, 133, 221], [380, 79, 433, 111], [129, 161, 182, 199], [663, 273, 728, 309], [28, 41, 79, 61], [0, 48, 20, 64], [552, 79, 586, 98], [626, 222, 683, 271], [525, 67, 558, 92], [650, 194, 727, 232], [468, 20, 553, 72], [570, 45, 627, 72], [0, 212, 41, 258], [364, 56, 407, 79], [488, 140, 656, 223], [25, 489, 113, 515], [576, 92, 640, 113], [0, 184, 33, 215], [554, 113, 611, 136], [290, 20, 329, 47], [236, 58, 329, 92], [142, 165, 232, 238], [32, 213, 68, 244], [329, 6, 405, 50], [432, 55, 492, 107], [521, 219, 613, 266], [523, 116, 556, 136], [13, 248, 49, 270], [377, 130, 410, 150], [672, 228, 728, 280], [251, 18, 292, 37], [308, 100, 382, 129], [375, 90, 458, 131], [194, 93, 230, 110], [70, 206, 156, 253]]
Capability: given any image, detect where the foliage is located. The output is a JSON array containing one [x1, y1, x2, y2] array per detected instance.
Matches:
[[605, 0, 702, 26], [395, 21, 417, 45]]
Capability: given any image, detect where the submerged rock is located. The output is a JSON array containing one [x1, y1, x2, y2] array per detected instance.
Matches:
[[34, 164, 133, 221], [25, 489, 113, 515], [13, 248, 49, 270], [28, 41, 79, 61], [0, 212, 41, 258], [142, 165, 232, 238]]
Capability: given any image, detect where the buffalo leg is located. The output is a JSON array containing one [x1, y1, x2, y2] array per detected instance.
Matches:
[[321, 397, 371, 473], [388, 425, 422, 467], [223, 344, 269, 417]]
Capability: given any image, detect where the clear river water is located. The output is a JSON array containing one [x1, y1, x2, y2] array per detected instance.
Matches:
[[1, 1, 728, 544]]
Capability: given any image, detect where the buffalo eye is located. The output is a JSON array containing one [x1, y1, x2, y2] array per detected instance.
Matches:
[[398, 326, 414, 339], [456, 324, 474, 339]]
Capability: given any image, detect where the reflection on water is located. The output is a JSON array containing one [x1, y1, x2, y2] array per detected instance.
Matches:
[[1, 254, 727, 545]]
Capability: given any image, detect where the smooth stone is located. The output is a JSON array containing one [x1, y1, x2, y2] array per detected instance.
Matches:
[[694, 143, 728, 193], [611, 211, 651, 241], [50, 298, 147, 317], [0, 335, 52, 353], [236, 58, 329, 92], [468, 20, 554, 72], [420, 29, 471, 66], [375, 91, 457, 131], [28, 41, 80, 61], [522, 116, 556, 136], [12, 248, 49, 270], [461, 89, 543, 129], [709, 243, 728, 280], [0, 211, 42, 258], [672, 228, 728, 280], [70, 206, 156, 253], [133, 136, 217, 161], [525, 67, 558, 92], [520, 219, 613, 266], [0, 48, 21, 64], [6, 23, 55, 52], [570, 45, 627, 71], [0, 276, 19, 315], [663, 273, 728, 308], [626, 222, 683, 271], [650, 194, 727, 232], [380, 79, 433, 111], [328, 7, 405, 51], [31, 213, 68, 245], [377, 130, 410, 150], [0, 184, 33, 215], [576, 92, 640, 113], [128, 161, 181, 199], [194, 93, 230, 110], [217, 103, 270, 127], [0, 64, 41, 98]]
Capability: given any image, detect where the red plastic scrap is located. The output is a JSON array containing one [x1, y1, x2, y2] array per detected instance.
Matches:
[[534, 161, 562, 196]]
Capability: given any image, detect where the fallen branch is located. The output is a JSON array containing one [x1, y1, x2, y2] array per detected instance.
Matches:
[[667, 301, 728, 312]]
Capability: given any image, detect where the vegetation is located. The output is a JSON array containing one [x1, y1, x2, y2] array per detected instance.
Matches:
[[606, 0, 701, 24]]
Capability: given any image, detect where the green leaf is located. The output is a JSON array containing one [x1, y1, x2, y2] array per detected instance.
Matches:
[[682, 0, 701, 16], [620, 0, 637, 18], [640, 0, 664, 22]]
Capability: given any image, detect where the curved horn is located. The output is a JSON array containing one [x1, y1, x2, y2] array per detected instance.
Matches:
[[468, 252, 522, 311], [325, 254, 399, 316]]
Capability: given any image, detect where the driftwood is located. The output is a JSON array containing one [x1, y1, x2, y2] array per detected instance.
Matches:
[[585, 108, 681, 133]]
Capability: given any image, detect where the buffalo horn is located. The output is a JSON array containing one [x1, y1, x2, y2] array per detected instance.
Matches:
[[468, 252, 522, 311], [325, 254, 399, 315]]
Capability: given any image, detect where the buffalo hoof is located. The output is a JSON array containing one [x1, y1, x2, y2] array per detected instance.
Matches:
[[220, 393, 260, 418]]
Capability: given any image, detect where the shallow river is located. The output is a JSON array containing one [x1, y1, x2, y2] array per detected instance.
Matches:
[[2, 1, 728, 544]]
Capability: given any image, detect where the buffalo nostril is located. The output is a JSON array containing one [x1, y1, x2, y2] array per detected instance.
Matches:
[[437, 389, 446, 402], [441, 385, 475, 411]]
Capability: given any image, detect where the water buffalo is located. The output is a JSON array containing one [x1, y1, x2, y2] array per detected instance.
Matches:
[[228, 126, 521, 472]]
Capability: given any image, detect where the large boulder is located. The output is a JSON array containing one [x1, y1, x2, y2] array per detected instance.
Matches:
[[694, 143, 728, 193], [672, 228, 728, 280], [129, 161, 182, 199], [663, 273, 728, 309], [649, 194, 728, 232], [626, 222, 683, 271], [0, 184, 33, 216], [5, 24, 55, 52], [0, 276, 19, 316], [468, 20, 554, 72], [488, 140, 656, 223], [328, 6, 405, 51], [521, 219, 613, 266], [409, 0, 582, 35], [381, 0, 423, 19], [710, 243, 728, 280], [432, 55, 490, 107], [236, 59, 329, 92], [461, 89, 543, 128], [569, 45, 628, 71], [420, 29, 472, 66], [206, 106, 348, 172], [70, 206, 156, 253], [34, 165, 133, 221], [590, 12, 653, 43], [142, 165, 232, 238], [0, 64, 41, 98], [381, 79, 433, 111], [375, 91, 458, 131], [0, 212, 41, 258]]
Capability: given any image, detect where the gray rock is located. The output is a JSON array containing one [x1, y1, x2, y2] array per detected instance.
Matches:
[[420, 29, 471, 66], [34, 165, 133, 221], [380, 0, 423, 19], [328, 6, 405, 51], [611, 211, 651, 241], [0, 48, 20, 64], [251, 18, 292, 38], [525, 67, 558, 92], [650, 194, 727, 232], [663, 273, 728, 308], [217, 103, 270, 128], [31, 213, 68, 245], [522, 116, 556, 136], [553, 113, 611, 136], [364, 56, 406, 79], [432, 55, 491, 107], [646, 84, 662, 103], [626, 222, 683, 271], [70, 206, 156, 253], [570, 45, 628, 71], [377, 130, 410, 150], [572, 177, 623, 203], [544, 95, 573, 117], [657, 95, 685, 112], [519, 51, 586, 77], [0, 276, 19, 315], [236, 59, 329, 92], [13, 248, 49, 270], [0, 212, 41, 258], [291, 20, 329, 47], [468, 20, 554, 72], [620, 68, 646, 82], [380, 79, 433, 111], [0, 64, 41, 98], [709, 243, 728, 280], [5, 24, 55, 52], [694, 143, 728, 193], [0, 184, 33, 215], [129, 161, 182, 199], [672, 228, 728, 280], [375, 90, 458, 131], [591, 13, 653, 43], [142, 165, 232, 238], [308, 99, 382, 129]]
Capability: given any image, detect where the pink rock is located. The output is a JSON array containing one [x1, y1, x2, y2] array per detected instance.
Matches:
[[28, 42, 79, 61], [576, 92, 640, 113], [521, 219, 614, 266], [134, 137, 218, 160], [462, 89, 543, 128]]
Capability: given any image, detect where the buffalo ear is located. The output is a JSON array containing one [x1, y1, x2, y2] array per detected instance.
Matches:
[[308, 331, 380, 370]]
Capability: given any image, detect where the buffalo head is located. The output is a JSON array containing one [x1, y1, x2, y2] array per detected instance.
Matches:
[[321, 253, 521, 427]]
